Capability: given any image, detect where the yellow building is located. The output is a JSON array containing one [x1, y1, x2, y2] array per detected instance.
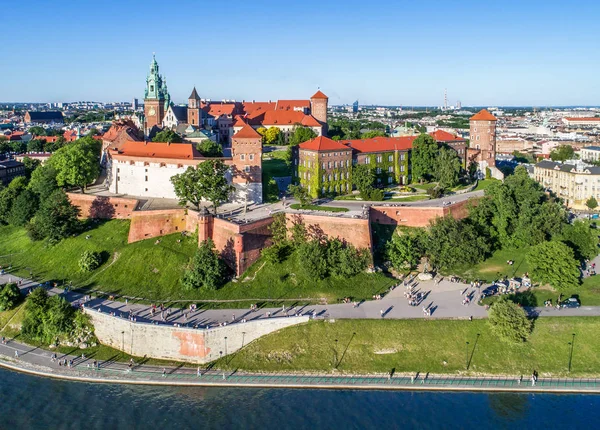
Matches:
[[534, 160, 600, 210]]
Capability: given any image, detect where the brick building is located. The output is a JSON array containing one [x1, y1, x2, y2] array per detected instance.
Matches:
[[297, 136, 352, 197], [24, 111, 64, 124], [230, 124, 263, 204], [468, 109, 504, 180], [429, 130, 467, 165]]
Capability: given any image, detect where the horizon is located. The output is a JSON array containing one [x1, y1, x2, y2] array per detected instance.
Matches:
[[2, 0, 600, 106]]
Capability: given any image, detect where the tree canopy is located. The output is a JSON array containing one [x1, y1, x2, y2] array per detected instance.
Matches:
[[171, 160, 233, 212], [549, 145, 575, 162], [288, 126, 317, 146], [196, 139, 223, 157], [28, 189, 80, 242], [352, 164, 376, 198], [386, 229, 425, 271], [435, 147, 462, 188], [49, 136, 101, 192], [152, 129, 182, 143], [527, 241, 580, 290], [411, 134, 439, 182], [182, 239, 226, 290], [488, 297, 532, 343]]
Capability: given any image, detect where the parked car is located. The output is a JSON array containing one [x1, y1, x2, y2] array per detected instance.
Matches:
[[482, 285, 498, 296], [561, 297, 581, 308]]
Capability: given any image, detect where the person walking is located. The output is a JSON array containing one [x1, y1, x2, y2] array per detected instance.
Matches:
[[380, 309, 384, 318], [14, 350, 19, 359]]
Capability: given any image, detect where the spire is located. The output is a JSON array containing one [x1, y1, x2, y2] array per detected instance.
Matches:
[[188, 86, 200, 100]]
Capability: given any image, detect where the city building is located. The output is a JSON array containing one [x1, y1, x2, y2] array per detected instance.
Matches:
[[562, 117, 600, 127], [24, 111, 64, 124], [534, 159, 600, 209], [352, 100, 359, 113], [580, 146, 600, 163], [0, 159, 25, 185], [143, 55, 170, 133], [467, 109, 504, 179], [296, 136, 352, 198], [429, 130, 467, 165]]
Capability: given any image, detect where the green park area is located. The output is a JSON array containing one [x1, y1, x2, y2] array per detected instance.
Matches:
[[0, 220, 393, 306], [219, 318, 600, 376], [262, 150, 291, 178]]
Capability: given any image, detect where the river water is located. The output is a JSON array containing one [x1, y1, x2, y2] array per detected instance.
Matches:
[[1, 368, 599, 429]]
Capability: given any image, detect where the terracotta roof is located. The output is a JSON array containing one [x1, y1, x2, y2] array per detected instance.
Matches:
[[188, 87, 200, 100], [299, 136, 350, 151], [116, 140, 199, 159], [275, 100, 310, 111], [102, 121, 141, 150], [564, 117, 600, 122], [343, 136, 416, 153], [202, 103, 236, 117], [470, 109, 497, 121], [242, 101, 277, 115], [311, 90, 328, 99], [429, 130, 465, 142], [233, 115, 247, 127], [247, 110, 321, 127], [234, 123, 262, 139], [37, 135, 58, 142]]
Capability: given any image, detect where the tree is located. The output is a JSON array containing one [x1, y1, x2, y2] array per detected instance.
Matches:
[[29, 189, 80, 242], [22, 156, 41, 179], [269, 212, 288, 246], [550, 145, 575, 162], [298, 239, 328, 279], [152, 129, 182, 143], [196, 139, 223, 157], [9, 140, 27, 153], [435, 147, 461, 188], [561, 220, 598, 261], [352, 164, 375, 198], [288, 126, 317, 146], [182, 239, 225, 290], [288, 184, 311, 206], [171, 160, 233, 212], [27, 138, 45, 153], [0, 283, 21, 311], [8, 189, 39, 226], [467, 161, 478, 180], [28, 164, 59, 200], [79, 250, 102, 272], [411, 134, 439, 182], [326, 238, 370, 277], [386, 229, 424, 270], [360, 130, 387, 139], [264, 127, 282, 145], [0, 137, 10, 154], [28, 126, 46, 136], [256, 127, 267, 137], [45, 136, 67, 153], [0, 176, 28, 224], [586, 196, 598, 210], [488, 297, 532, 343], [49, 137, 100, 192], [527, 241, 580, 290]]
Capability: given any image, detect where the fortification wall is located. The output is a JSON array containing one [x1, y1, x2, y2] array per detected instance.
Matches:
[[127, 209, 189, 243], [67, 193, 138, 219], [285, 213, 372, 250], [85, 308, 308, 364], [370, 199, 475, 227]]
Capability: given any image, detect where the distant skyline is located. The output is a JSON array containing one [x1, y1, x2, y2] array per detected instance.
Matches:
[[2, 0, 600, 106]]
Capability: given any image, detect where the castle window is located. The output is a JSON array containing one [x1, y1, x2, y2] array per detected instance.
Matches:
[[322, 163, 326, 169], [376, 168, 381, 174], [334, 173, 338, 180], [328, 174, 332, 181], [365, 157, 370, 164], [400, 165, 405, 172], [334, 161, 338, 168], [328, 162, 331, 168], [322, 175, 325, 182], [322, 187, 326, 194], [401, 154, 405, 160], [346, 160, 350, 167], [388, 155, 393, 162], [244, 166, 250, 172], [240, 154, 245, 160], [377, 156, 382, 163], [388, 177, 393, 184], [388, 166, 393, 173], [145, 176, 148, 182], [346, 172, 349, 179]]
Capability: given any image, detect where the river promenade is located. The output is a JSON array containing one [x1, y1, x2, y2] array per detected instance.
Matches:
[[1, 338, 600, 393]]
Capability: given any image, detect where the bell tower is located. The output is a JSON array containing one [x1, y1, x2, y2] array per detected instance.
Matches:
[[144, 54, 168, 134], [187, 87, 201, 126]]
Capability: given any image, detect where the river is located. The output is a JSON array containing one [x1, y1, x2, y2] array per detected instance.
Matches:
[[1, 368, 599, 429]]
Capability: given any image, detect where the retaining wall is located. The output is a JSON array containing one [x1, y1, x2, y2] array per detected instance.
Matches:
[[370, 199, 474, 227], [67, 193, 138, 219], [285, 213, 372, 250], [85, 308, 308, 364]]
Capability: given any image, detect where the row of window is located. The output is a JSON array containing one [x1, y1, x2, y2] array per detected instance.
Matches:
[[322, 183, 350, 193], [239, 154, 255, 161], [320, 151, 349, 158], [364, 153, 406, 164], [322, 172, 350, 182]]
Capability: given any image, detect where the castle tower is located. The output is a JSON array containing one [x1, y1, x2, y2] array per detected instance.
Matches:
[[187, 87, 201, 126], [143, 54, 168, 133], [310, 90, 328, 133], [469, 109, 497, 168], [231, 123, 263, 204]]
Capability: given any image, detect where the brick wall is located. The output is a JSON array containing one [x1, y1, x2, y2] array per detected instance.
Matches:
[[285, 213, 372, 250], [370, 199, 475, 227], [67, 193, 138, 219], [127, 209, 190, 243]]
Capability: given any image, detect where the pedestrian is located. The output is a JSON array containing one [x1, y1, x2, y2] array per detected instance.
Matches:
[[14, 350, 19, 359], [197, 367, 201, 377], [162, 368, 166, 377], [380, 309, 384, 318]]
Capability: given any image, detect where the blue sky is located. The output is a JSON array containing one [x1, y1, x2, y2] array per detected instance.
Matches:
[[2, 0, 600, 106]]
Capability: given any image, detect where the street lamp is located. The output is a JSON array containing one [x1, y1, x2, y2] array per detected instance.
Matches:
[[568, 333, 576, 373], [224, 336, 228, 361], [334, 339, 339, 368], [465, 341, 470, 370], [241, 332, 246, 349], [121, 331, 125, 353]]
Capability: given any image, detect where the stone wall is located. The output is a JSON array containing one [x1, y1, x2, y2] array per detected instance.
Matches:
[[85, 308, 308, 364], [67, 193, 138, 219], [370, 199, 474, 227], [127, 209, 191, 243], [285, 213, 372, 250]]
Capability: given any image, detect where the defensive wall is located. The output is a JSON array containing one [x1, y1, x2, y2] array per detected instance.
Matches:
[[84, 308, 308, 364], [67, 193, 138, 219], [369, 199, 473, 227], [285, 213, 372, 250]]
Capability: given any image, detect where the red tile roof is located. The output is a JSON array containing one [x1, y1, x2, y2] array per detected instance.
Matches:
[[429, 130, 465, 142], [311, 90, 328, 99], [564, 117, 600, 122], [234, 123, 262, 139], [247, 110, 321, 127], [343, 136, 416, 153], [117, 140, 199, 159], [202, 103, 236, 117], [241, 101, 276, 115], [470, 109, 497, 121], [299, 136, 350, 151], [275, 100, 310, 111]]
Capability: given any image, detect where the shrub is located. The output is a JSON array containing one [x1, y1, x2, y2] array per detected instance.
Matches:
[[79, 250, 102, 272], [182, 239, 226, 290], [0, 283, 21, 311], [487, 297, 532, 343]]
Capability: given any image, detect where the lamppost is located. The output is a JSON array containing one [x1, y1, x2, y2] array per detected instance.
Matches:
[[121, 331, 125, 353], [224, 336, 228, 362], [568, 333, 576, 373], [241, 332, 246, 349], [465, 341, 470, 370], [334, 339, 339, 368]]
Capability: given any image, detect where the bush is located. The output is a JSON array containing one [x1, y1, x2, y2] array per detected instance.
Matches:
[[487, 297, 532, 343], [0, 283, 21, 311], [298, 239, 328, 280], [365, 189, 384, 201], [427, 186, 445, 199], [79, 250, 102, 272], [182, 239, 226, 290]]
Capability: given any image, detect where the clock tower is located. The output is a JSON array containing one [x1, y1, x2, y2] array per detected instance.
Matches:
[[143, 54, 169, 134]]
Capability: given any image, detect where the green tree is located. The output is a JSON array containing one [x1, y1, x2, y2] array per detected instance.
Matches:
[[29, 189, 80, 242], [411, 134, 439, 182], [8, 189, 39, 226], [171, 160, 233, 212], [288, 126, 317, 146], [0, 176, 28, 224], [45, 136, 67, 152], [22, 156, 41, 179], [0, 137, 10, 154], [550, 145, 575, 162], [435, 147, 461, 188], [361, 130, 387, 139], [290, 214, 307, 246], [182, 239, 225, 290], [27, 138, 45, 153], [152, 129, 182, 143], [386, 229, 424, 270], [527, 241, 580, 290], [326, 238, 369, 277], [79, 250, 102, 272], [586, 196, 598, 210], [298, 239, 328, 279], [288, 183, 311, 206], [196, 139, 223, 157], [28, 164, 59, 200], [264, 127, 282, 145], [0, 283, 21, 311], [352, 164, 376, 198], [49, 137, 100, 192], [269, 212, 288, 246], [488, 297, 532, 343], [28, 126, 46, 136], [561, 220, 598, 260], [21, 287, 49, 341], [9, 140, 27, 153]]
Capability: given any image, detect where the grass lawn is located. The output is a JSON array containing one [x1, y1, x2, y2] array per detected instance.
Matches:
[[289, 204, 349, 213], [262, 150, 291, 178], [386, 195, 429, 202], [219, 318, 600, 376], [451, 247, 530, 283], [410, 182, 437, 191], [474, 179, 500, 192], [0, 221, 392, 306], [334, 194, 362, 201]]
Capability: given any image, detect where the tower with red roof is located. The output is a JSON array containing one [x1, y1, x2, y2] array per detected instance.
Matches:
[[231, 123, 263, 204], [469, 109, 503, 179], [310, 90, 329, 132]]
